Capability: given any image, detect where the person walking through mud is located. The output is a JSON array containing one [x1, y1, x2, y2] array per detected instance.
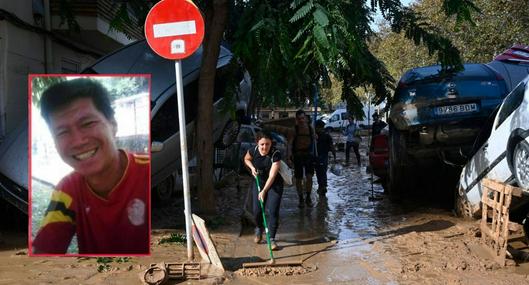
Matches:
[[244, 130, 283, 250], [371, 112, 387, 136], [343, 115, 361, 168], [315, 120, 336, 196], [369, 112, 388, 152], [32, 78, 149, 255], [264, 109, 316, 207]]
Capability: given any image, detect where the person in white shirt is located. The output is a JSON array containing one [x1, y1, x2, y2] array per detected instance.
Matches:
[[343, 116, 361, 167]]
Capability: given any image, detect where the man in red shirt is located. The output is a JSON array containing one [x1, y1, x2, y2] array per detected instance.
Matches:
[[32, 78, 149, 255]]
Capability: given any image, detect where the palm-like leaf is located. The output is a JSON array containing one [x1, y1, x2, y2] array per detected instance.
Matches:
[[290, 0, 314, 23], [232, 0, 475, 111]]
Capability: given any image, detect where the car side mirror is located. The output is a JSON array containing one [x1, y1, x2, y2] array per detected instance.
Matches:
[[151, 141, 164, 153]]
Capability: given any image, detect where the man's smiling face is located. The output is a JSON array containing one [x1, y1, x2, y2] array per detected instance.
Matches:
[[49, 97, 119, 179]]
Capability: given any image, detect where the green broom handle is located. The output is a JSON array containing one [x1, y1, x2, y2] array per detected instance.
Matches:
[[256, 175, 275, 261]]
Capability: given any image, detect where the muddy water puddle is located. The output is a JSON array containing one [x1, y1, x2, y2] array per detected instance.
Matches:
[[236, 158, 409, 283]]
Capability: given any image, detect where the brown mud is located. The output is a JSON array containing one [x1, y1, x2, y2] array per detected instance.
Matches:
[[1, 138, 529, 284]]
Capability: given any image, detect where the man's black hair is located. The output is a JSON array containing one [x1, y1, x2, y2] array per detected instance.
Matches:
[[40, 78, 114, 123], [315, 119, 325, 129]]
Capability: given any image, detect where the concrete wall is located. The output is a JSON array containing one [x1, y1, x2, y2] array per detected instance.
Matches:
[[0, 0, 138, 137]]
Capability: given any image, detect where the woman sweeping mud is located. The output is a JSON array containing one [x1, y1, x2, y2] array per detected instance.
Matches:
[[244, 130, 283, 250]]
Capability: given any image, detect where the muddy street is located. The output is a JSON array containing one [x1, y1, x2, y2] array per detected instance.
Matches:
[[1, 145, 529, 284], [221, 152, 529, 284], [149, 142, 529, 284]]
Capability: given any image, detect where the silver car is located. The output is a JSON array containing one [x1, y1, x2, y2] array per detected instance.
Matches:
[[84, 40, 252, 203]]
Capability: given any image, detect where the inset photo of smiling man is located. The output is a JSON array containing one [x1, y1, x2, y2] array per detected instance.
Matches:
[[29, 75, 151, 256]]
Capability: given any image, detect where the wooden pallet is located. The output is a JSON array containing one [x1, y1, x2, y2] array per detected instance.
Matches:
[[480, 179, 523, 266]]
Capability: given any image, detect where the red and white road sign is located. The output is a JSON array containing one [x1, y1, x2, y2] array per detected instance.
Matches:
[[145, 0, 205, 60]]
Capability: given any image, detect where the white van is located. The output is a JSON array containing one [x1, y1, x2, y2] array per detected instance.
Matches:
[[324, 103, 386, 131], [324, 108, 349, 131]]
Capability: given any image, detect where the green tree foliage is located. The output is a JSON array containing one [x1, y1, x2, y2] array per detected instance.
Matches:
[[415, 0, 529, 62], [319, 74, 342, 109], [233, 0, 476, 112], [57, 0, 480, 213], [370, 24, 436, 82], [372, 0, 529, 82]]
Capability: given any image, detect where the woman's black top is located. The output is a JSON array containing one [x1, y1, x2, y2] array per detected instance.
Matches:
[[249, 146, 283, 188]]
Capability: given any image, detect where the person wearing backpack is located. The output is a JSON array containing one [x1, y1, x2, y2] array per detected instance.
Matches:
[[244, 130, 284, 250], [263, 109, 316, 207]]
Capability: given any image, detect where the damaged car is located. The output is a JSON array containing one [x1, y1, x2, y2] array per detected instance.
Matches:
[[388, 63, 509, 196], [0, 121, 28, 214], [457, 75, 529, 218], [83, 40, 252, 203]]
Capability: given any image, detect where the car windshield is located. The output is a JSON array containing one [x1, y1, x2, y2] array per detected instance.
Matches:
[[402, 64, 488, 84]]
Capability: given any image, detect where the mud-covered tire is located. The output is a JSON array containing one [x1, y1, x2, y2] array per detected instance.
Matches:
[[388, 126, 408, 199], [215, 120, 240, 149], [454, 187, 474, 218]]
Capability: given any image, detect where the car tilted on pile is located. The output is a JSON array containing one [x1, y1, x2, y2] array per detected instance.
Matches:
[[457, 75, 529, 218]]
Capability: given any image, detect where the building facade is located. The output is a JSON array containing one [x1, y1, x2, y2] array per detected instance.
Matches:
[[0, 0, 142, 137]]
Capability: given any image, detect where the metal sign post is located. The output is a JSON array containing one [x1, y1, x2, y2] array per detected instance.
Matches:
[[144, 0, 205, 263], [174, 60, 193, 261]]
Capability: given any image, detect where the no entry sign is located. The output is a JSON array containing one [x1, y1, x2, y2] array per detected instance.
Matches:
[[145, 0, 205, 60]]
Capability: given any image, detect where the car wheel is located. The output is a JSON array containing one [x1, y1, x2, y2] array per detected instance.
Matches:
[[154, 175, 175, 206], [388, 126, 408, 199], [216, 119, 240, 149], [513, 140, 529, 189], [454, 187, 473, 218]]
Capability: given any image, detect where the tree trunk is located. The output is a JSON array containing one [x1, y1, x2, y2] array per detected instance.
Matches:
[[196, 0, 229, 215]]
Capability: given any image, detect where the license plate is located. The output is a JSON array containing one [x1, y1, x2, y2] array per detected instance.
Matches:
[[435, 103, 478, 115]]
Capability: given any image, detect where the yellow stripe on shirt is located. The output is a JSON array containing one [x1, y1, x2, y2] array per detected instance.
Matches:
[[50, 190, 73, 208], [133, 153, 150, 160], [133, 154, 150, 164], [40, 210, 74, 228]]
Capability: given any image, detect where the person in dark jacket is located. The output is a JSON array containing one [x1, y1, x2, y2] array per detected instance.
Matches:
[[371, 112, 387, 136], [314, 120, 336, 195], [244, 130, 283, 250]]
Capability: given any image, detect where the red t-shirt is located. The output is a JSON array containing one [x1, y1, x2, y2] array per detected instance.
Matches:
[[33, 151, 150, 254]]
